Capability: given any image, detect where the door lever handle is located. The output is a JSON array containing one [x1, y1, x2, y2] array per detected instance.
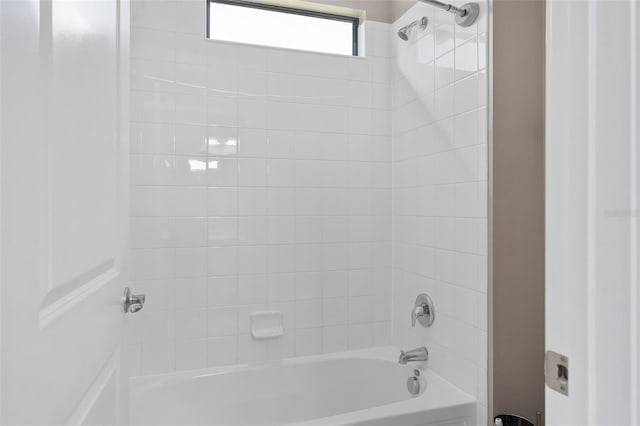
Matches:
[[122, 287, 146, 314]]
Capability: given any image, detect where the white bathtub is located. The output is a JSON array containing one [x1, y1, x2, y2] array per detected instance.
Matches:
[[130, 347, 476, 426]]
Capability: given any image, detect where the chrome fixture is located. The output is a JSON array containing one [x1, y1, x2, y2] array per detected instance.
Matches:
[[122, 287, 146, 314], [399, 347, 429, 364], [406, 376, 421, 395], [411, 293, 435, 327], [418, 0, 479, 27], [397, 16, 428, 41]]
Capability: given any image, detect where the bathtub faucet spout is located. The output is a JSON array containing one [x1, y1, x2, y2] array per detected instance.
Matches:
[[398, 347, 429, 364]]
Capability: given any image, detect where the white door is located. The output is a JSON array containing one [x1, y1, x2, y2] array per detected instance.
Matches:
[[546, 0, 639, 424], [1, 0, 131, 424]]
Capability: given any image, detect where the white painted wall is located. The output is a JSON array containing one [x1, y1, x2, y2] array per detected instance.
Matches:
[[125, 0, 393, 374], [391, 1, 488, 423]]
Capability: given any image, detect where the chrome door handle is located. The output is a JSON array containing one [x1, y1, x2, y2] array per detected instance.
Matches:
[[122, 287, 146, 314]]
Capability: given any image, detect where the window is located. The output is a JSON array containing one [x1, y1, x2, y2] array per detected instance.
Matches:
[[207, 0, 359, 56]]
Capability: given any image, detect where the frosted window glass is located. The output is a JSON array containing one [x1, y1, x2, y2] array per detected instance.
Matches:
[[208, 2, 357, 56]]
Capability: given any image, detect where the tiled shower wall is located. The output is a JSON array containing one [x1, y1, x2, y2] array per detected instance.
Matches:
[[391, 1, 488, 421], [125, 0, 393, 375]]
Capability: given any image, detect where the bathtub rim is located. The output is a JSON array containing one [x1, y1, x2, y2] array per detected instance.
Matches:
[[130, 345, 477, 426]]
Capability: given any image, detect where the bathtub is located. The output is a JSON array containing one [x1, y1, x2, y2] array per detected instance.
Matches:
[[130, 347, 476, 426]]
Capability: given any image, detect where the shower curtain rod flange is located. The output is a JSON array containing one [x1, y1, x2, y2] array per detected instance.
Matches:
[[417, 0, 479, 27]]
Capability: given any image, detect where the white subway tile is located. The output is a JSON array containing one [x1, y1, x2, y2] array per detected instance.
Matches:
[[131, 59, 174, 92], [237, 98, 267, 128], [132, 28, 175, 62], [267, 273, 295, 302], [435, 51, 455, 89], [268, 245, 295, 273], [140, 310, 175, 342], [237, 69, 267, 98], [175, 33, 206, 65], [238, 158, 267, 186], [207, 336, 237, 366], [348, 323, 373, 350], [175, 93, 206, 125], [238, 188, 268, 215], [206, 124, 239, 156], [173, 276, 207, 309], [171, 1, 205, 35], [207, 187, 237, 216], [207, 158, 238, 187], [208, 276, 238, 307], [131, 123, 174, 155], [141, 92, 175, 123], [207, 64, 238, 94], [207, 217, 238, 246], [173, 187, 207, 216], [175, 309, 207, 340], [238, 245, 267, 275], [141, 341, 175, 374], [237, 274, 268, 305], [130, 249, 175, 281], [237, 334, 268, 363], [238, 216, 267, 245], [238, 128, 268, 157], [207, 307, 238, 337], [347, 58, 371, 81], [175, 339, 207, 371], [266, 333, 295, 360], [175, 124, 207, 155], [434, 84, 454, 121], [295, 300, 323, 329], [175, 63, 206, 95], [207, 246, 238, 276], [322, 325, 348, 353], [131, 217, 174, 249], [454, 73, 479, 114], [174, 217, 206, 247], [295, 328, 323, 356], [455, 38, 478, 80], [207, 95, 238, 126], [175, 156, 207, 186], [296, 272, 323, 300], [323, 298, 348, 326]]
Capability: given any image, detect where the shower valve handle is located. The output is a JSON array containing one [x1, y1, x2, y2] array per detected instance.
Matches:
[[411, 293, 435, 328], [122, 287, 146, 314]]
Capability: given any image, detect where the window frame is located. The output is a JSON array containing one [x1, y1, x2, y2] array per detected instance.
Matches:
[[206, 0, 360, 56]]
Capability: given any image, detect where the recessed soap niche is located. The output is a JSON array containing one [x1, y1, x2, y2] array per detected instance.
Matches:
[[250, 311, 284, 340]]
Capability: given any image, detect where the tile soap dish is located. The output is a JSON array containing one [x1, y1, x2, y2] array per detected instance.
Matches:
[[250, 310, 284, 340]]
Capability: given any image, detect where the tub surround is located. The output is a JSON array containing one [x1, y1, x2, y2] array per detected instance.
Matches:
[[391, 1, 488, 422], [126, 1, 489, 423], [126, 0, 393, 375]]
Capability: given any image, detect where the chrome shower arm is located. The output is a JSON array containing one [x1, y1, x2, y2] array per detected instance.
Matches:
[[417, 0, 480, 27], [418, 0, 466, 17]]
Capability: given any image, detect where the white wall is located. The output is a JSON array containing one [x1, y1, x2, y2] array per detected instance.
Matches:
[[391, 1, 488, 422], [125, 0, 393, 375]]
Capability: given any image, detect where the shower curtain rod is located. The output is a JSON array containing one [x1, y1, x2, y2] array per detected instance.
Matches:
[[418, 0, 466, 17], [417, 0, 479, 27]]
